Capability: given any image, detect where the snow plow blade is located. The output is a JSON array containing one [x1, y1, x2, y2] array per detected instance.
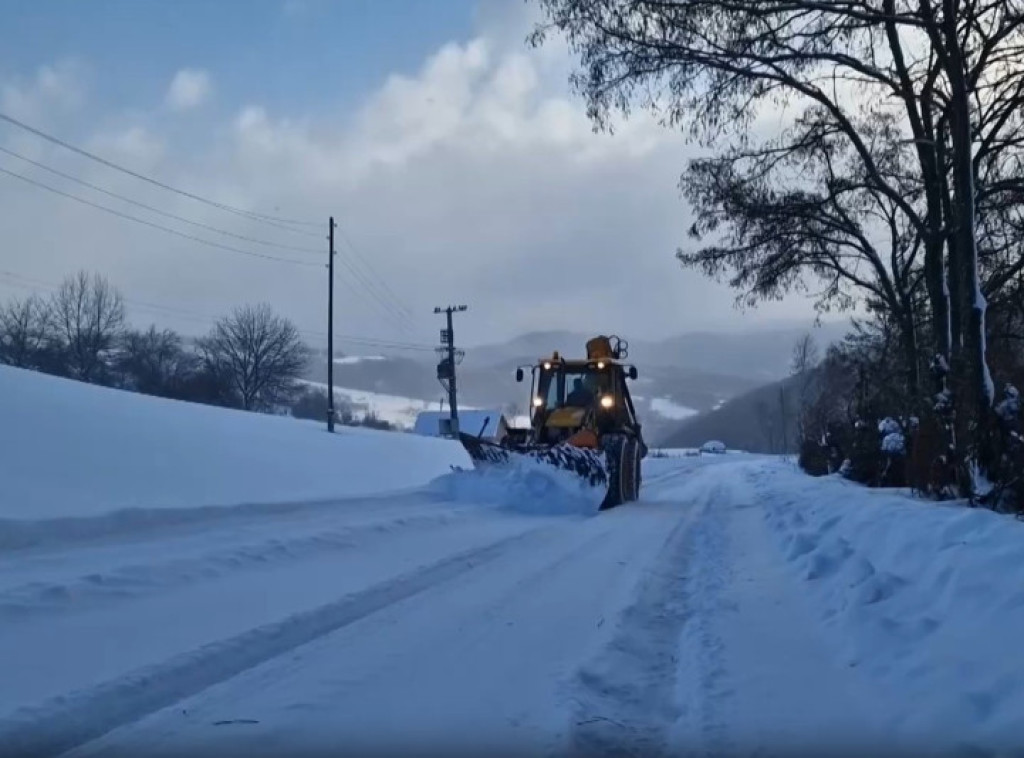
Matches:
[[457, 433, 616, 511]]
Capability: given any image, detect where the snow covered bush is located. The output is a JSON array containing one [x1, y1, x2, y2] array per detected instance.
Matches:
[[796, 319, 917, 487], [878, 417, 907, 487], [979, 384, 1024, 513], [798, 436, 830, 476], [996, 385, 1020, 425]]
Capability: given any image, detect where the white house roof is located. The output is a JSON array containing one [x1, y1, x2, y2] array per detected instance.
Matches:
[[413, 409, 506, 437]]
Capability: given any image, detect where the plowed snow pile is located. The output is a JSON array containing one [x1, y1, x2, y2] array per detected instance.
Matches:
[[427, 457, 607, 516], [748, 462, 1024, 754]]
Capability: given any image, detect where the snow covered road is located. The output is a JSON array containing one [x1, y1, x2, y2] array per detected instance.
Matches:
[[3, 454, 1024, 757]]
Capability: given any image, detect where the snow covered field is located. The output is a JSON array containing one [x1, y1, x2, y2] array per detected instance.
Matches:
[[649, 397, 700, 421], [298, 379, 436, 430], [0, 366, 468, 522], [3, 367, 1024, 756]]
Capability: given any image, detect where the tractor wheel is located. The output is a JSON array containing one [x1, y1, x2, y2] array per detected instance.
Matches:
[[600, 434, 626, 510], [621, 438, 641, 502]]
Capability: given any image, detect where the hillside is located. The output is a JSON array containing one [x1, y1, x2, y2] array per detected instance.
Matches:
[[658, 374, 803, 452]]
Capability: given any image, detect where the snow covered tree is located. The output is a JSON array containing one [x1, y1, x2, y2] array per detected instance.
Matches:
[[197, 303, 310, 412]]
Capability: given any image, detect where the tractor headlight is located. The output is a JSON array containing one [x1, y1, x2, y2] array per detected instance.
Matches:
[[597, 361, 605, 369], [533, 396, 544, 407], [600, 395, 614, 409], [543, 361, 552, 370]]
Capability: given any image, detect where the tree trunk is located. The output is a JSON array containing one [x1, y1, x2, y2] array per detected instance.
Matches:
[[901, 308, 921, 397], [943, 0, 995, 480]]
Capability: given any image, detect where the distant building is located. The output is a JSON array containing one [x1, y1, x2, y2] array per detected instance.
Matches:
[[413, 409, 509, 441]]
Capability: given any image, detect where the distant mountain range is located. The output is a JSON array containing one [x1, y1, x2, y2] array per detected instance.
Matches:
[[303, 320, 851, 444]]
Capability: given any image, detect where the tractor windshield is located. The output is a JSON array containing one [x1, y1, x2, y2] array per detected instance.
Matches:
[[535, 366, 611, 410]]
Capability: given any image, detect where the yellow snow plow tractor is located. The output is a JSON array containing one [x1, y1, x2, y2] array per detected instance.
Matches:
[[458, 335, 647, 509]]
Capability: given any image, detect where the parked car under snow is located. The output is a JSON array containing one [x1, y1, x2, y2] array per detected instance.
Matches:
[[700, 440, 727, 454]]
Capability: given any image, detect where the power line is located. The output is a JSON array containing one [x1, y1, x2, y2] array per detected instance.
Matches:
[[335, 225, 415, 321], [0, 113, 426, 344], [334, 255, 412, 334], [0, 110, 320, 232], [0, 165, 322, 267], [0, 112, 424, 331], [0, 145, 324, 255], [1, 145, 417, 331]]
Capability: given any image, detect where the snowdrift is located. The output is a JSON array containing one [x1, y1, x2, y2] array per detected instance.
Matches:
[[756, 464, 1024, 752], [426, 457, 607, 517], [0, 366, 470, 523]]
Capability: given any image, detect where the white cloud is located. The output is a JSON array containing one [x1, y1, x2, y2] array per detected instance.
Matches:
[[87, 126, 165, 169], [0, 8, 819, 352], [0, 60, 87, 123], [165, 69, 212, 111]]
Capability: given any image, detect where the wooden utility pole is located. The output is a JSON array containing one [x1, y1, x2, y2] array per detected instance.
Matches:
[[434, 304, 467, 436], [327, 217, 337, 432]]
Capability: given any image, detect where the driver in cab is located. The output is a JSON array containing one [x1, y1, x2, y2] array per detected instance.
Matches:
[[566, 377, 595, 407]]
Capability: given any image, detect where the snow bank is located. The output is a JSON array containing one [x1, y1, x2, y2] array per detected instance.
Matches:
[[0, 366, 470, 523], [426, 457, 606, 517], [755, 464, 1024, 753]]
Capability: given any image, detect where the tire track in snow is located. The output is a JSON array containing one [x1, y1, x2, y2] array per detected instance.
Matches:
[[641, 464, 698, 491], [0, 490, 446, 553], [0, 507, 483, 621], [62, 501, 682, 756], [667, 461, 888, 756], [0, 525, 555, 758], [669, 482, 733, 756], [566, 494, 709, 757]]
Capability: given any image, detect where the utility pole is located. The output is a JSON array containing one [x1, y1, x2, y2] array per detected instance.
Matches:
[[434, 304, 467, 437], [327, 217, 337, 433]]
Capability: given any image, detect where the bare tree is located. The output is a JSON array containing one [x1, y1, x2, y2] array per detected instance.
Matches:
[[679, 110, 928, 393], [791, 334, 821, 377], [198, 303, 310, 411], [0, 294, 52, 369], [116, 326, 197, 397], [791, 333, 821, 441], [756, 400, 776, 453], [48, 271, 126, 382]]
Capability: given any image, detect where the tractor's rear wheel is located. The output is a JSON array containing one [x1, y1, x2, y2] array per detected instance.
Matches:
[[600, 435, 624, 510], [621, 437, 641, 502], [600, 435, 642, 509]]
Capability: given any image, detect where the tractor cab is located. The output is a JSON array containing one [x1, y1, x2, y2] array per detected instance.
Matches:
[[514, 335, 641, 448]]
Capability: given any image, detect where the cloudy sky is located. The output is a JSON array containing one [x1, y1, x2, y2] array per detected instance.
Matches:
[[0, 0, 821, 351]]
